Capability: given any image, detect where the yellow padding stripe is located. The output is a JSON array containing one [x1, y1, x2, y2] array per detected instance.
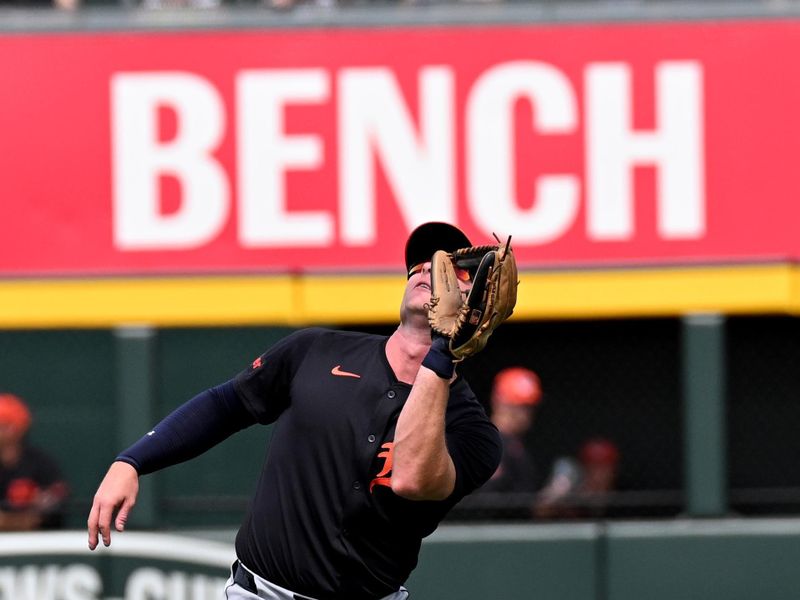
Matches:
[[0, 277, 297, 328], [0, 264, 797, 328], [516, 264, 799, 319]]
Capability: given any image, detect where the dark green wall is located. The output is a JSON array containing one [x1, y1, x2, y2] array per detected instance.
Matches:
[[154, 327, 294, 527], [3, 521, 799, 600], [605, 521, 800, 600], [0, 330, 117, 522], [3, 316, 800, 529], [411, 520, 800, 600], [0, 326, 296, 528], [408, 525, 599, 600]]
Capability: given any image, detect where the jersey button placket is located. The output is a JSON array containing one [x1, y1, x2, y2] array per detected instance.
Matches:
[[353, 481, 361, 490]]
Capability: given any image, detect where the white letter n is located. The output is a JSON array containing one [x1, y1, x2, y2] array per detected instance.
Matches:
[[338, 67, 455, 246]]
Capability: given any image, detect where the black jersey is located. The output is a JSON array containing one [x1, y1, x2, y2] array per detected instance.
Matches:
[[233, 328, 501, 600]]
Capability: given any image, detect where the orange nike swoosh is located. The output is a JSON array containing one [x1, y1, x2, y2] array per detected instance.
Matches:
[[331, 365, 361, 378]]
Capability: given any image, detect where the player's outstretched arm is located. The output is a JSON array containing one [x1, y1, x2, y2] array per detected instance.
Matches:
[[87, 382, 256, 550], [87, 461, 139, 550]]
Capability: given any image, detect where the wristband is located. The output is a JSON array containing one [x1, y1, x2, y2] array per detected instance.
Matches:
[[422, 335, 455, 379]]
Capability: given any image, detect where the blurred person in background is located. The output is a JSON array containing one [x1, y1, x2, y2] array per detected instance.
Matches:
[[535, 437, 620, 520], [479, 367, 542, 495], [0, 0, 80, 9], [140, 0, 221, 10], [0, 393, 68, 530]]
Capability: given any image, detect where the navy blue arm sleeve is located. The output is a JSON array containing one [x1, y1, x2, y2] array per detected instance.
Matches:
[[116, 380, 257, 475]]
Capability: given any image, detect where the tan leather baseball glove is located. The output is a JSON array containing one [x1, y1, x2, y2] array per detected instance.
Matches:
[[427, 237, 518, 360]]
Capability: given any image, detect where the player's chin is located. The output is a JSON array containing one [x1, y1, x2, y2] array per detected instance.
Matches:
[[403, 297, 431, 319], [415, 289, 434, 308]]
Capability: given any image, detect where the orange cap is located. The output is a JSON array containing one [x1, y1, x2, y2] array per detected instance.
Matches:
[[492, 367, 542, 406], [580, 438, 620, 466], [0, 394, 32, 435]]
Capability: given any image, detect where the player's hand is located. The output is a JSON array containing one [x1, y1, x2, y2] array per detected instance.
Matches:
[[87, 461, 139, 550]]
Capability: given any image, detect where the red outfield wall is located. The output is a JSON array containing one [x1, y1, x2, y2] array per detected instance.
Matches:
[[1, 21, 798, 277], [2, 20, 800, 326]]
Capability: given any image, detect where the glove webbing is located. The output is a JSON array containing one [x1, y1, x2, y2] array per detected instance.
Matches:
[[452, 244, 499, 259]]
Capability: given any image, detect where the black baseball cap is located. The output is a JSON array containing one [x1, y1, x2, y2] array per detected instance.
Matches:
[[404, 222, 472, 274]]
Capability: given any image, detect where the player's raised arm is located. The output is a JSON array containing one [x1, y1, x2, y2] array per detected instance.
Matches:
[[392, 363, 455, 501], [391, 237, 517, 502]]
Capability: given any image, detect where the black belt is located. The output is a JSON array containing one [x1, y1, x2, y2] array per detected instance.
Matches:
[[232, 560, 258, 594], [232, 561, 318, 600]]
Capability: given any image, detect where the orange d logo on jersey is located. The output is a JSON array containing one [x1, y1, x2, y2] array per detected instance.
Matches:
[[370, 442, 394, 492]]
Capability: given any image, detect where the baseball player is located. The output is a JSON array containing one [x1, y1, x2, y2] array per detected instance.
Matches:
[[0, 393, 69, 530], [481, 367, 542, 494], [87, 222, 513, 600]]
